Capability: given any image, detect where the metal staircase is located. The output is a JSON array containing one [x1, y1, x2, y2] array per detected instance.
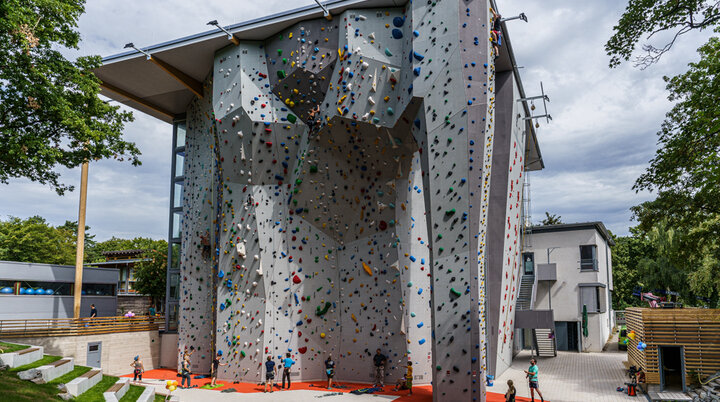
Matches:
[[517, 275, 535, 310], [532, 328, 557, 357]]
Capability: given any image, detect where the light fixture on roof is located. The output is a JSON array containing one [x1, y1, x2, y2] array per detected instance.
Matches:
[[519, 82, 551, 128], [501, 13, 528, 23], [124, 43, 151, 60], [314, 0, 332, 20], [207, 20, 240, 45]]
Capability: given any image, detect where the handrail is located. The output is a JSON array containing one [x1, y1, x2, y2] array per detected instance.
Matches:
[[530, 273, 538, 310], [0, 315, 165, 338]]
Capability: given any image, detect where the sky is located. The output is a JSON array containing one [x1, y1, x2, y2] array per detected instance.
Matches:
[[0, 0, 713, 240]]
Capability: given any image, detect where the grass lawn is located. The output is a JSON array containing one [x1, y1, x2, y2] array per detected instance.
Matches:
[[120, 384, 146, 401], [0, 341, 28, 353], [0, 369, 63, 401], [73, 374, 119, 402], [9, 355, 62, 372], [0, 351, 163, 401]]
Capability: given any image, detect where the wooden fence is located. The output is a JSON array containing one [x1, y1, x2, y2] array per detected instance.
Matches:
[[626, 307, 720, 385], [0, 315, 164, 338]]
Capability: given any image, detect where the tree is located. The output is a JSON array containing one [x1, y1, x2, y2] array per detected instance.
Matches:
[[0, 216, 75, 264], [0, 0, 139, 195], [606, 0, 720, 68], [632, 35, 720, 229], [540, 212, 563, 226], [610, 231, 650, 309], [133, 244, 168, 307]]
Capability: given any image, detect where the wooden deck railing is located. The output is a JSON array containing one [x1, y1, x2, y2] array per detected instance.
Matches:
[[0, 315, 165, 338]]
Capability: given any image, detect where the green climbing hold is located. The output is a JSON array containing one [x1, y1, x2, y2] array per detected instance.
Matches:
[[277, 49, 282, 55], [445, 208, 456, 215], [277, 70, 286, 79], [310, 165, 318, 173], [295, 178, 302, 185], [240, 350, 246, 357], [287, 114, 297, 123], [450, 288, 462, 297], [385, 48, 393, 57], [282, 57, 288, 64], [436, 365, 442, 371], [316, 302, 332, 316]]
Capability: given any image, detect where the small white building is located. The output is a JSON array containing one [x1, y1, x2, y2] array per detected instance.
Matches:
[[517, 222, 615, 353]]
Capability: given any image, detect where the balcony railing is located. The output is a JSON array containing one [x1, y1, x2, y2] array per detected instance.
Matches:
[[0, 315, 164, 338]]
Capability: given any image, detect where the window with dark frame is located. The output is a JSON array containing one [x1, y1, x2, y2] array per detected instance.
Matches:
[[580, 245, 597, 271]]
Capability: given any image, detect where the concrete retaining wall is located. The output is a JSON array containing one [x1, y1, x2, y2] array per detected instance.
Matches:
[[1, 330, 160, 375]]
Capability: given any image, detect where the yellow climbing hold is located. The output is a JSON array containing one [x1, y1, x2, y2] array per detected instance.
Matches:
[[362, 261, 372, 276]]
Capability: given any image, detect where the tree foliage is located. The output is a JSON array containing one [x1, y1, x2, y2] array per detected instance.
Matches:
[[540, 212, 562, 226], [133, 245, 168, 303], [0, 0, 139, 195], [606, 0, 720, 68], [0, 216, 76, 264], [610, 231, 649, 309], [633, 34, 720, 227]]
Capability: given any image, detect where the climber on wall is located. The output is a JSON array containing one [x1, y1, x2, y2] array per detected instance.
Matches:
[[491, 8, 502, 59], [307, 104, 321, 132]]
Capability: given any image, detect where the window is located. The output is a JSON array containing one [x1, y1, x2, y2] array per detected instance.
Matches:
[[580, 285, 606, 313], [580, 245, 597, 271], [522, 252, 535, 275]]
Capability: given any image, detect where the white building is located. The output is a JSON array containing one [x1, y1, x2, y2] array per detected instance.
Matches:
[[515, 222, 615, 353]]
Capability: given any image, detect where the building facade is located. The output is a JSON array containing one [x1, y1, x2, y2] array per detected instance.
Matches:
[[87, 249, 154, 315], [521, 222, 615, 353], [94, 1, 546, 400], [0, 261, 118, 320]]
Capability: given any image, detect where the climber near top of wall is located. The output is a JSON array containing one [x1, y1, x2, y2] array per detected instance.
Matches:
[[307, 104, 321, 132], [490, 8, 502, 59]]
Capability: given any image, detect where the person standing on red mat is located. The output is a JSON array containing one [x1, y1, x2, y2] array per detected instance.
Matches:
[[281, 353, 295, 390]]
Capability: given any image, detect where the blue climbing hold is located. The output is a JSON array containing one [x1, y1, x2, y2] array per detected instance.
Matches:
[[393, 16, 405, 27], [392, 28, 403, 39]]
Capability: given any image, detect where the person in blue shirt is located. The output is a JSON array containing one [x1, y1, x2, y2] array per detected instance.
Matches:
[[524, 358, 544, 402], [325, 354, 336, 389], [264, 356, 277, 393], [281, 353, 295, 389]]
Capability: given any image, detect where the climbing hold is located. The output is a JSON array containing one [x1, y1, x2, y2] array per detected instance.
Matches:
[[391, 29, 403, 39], [362, 261, 373, 276], [316, 302, 331, 316]]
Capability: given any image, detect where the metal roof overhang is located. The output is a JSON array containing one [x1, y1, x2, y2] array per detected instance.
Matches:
[[95, 0, 543, 169]]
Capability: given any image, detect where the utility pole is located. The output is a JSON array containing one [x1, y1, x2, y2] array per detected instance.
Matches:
[[73, 161, 89, 319]]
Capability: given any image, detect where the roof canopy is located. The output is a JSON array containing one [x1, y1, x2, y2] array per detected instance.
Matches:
[[94, 0, 543, 170]]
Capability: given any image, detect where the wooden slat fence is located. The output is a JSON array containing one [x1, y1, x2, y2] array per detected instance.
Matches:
[[626, 307, 720, 385], [0, 315, 164, 338]]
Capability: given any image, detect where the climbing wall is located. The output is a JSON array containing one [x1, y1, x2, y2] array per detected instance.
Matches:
[[178, 81, 216, 374], [174, 1, 531, 400], [486, 71, 528, 378]]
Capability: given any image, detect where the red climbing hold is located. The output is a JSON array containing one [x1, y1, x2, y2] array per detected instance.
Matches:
[[293, 275, 301, 284], [298, 346, 307, 354], [379, 220, 388, 230]]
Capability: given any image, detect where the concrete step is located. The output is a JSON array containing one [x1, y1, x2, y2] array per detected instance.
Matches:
[[136, 385, 156, 402], [65, 368, 103, 397], [18, 357, 74, 384], [103, 377, 130, 402], [0, 346, 43, 368]]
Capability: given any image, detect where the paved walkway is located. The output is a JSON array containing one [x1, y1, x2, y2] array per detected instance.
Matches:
[[495, 348, 637, 402]]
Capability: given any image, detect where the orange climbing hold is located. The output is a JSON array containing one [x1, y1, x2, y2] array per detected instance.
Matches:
[[362, 261, 373, 276]]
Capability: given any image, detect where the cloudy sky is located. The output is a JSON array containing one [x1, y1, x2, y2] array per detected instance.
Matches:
[[0, 0, 713, 240]]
